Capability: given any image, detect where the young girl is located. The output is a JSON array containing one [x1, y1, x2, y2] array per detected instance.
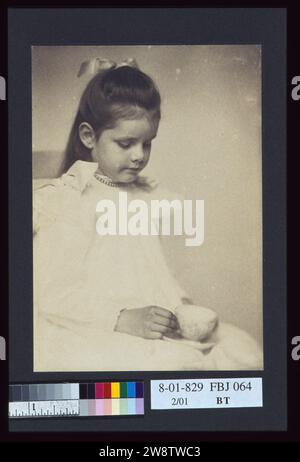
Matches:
[[33, 58, 262, 371]]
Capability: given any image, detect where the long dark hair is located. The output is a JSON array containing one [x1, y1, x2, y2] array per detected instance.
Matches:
[[62, 65, 161, 173]]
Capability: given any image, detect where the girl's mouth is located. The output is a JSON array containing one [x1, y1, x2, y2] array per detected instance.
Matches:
[[126, 167, 140, 172]]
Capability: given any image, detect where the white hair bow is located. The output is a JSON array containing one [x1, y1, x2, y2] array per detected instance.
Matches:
[[77, 57, 139, 77]]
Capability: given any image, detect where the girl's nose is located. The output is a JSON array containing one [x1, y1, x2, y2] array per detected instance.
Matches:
[[130, 144, 144, 162]]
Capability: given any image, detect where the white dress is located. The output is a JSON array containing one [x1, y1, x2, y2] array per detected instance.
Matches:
[[33, 160, 263, 371]]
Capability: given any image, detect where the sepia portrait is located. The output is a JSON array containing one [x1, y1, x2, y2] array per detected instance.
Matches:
[[32, 45, 263, 372]]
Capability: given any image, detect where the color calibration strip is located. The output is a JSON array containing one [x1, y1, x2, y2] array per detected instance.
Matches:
[[9, 382, 144, 418]]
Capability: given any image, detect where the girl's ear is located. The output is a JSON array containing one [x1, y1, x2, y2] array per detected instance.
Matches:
[[78, 122, 97, 149]]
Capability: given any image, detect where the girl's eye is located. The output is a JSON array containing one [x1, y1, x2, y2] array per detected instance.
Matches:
[[117, 141, 152, 150], [117, 141, 132, 149]]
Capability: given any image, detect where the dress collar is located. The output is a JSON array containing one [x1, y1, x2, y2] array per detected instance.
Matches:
[[61, 160, 159, 193], [61, 160, 98, 192]]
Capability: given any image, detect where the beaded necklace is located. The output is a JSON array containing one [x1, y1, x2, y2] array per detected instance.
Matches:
[[94, 171, 123, 188]]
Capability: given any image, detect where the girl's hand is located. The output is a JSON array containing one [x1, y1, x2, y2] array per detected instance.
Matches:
[[114, 306, 179, 340]]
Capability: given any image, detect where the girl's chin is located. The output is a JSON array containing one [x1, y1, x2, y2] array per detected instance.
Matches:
[[119, 170, 139, 182]]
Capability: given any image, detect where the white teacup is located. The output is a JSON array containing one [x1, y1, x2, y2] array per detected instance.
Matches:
[[175, 304, 218, 341]]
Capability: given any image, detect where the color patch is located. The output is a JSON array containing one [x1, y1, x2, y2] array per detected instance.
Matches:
[[88, 383, 95, 399], [88, 399, 96, 416], [112, 398, 120, 415], [62, 383, 71, 400], [96, 399, 104, 416], [103, 382, 111, 399], [136, 382, 144, 398], [29, 384, 38, 401], [127, 398, 136, 415], [13, 385, 22, 402], [120, 382, 127, 398], [70, 383, 79, 399], [80, 399, 89, 417], [38, 384, 46, 401], [120, 398, 128, 415], [55, 384, 63, 400], [136, 398, 144, 415], [80, 383, 88, 399], [127, 382, 136, 398], [103, 399, 112, 415], [111, 382, 120, 398], [95, 383, 104, 399], [22, 385, 29, 401]]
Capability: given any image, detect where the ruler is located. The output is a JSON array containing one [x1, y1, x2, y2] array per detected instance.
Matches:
[[9, 400, 79, 418]]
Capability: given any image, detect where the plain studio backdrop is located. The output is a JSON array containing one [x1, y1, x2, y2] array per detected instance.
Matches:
[[32, 45, 262, 345]]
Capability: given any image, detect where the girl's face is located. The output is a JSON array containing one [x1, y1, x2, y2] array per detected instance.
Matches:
[[91, 115, 159, 183]]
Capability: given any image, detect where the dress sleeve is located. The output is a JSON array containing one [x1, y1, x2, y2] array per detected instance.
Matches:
[[40, 286, 126, 335], [33, 181, 63, 234]]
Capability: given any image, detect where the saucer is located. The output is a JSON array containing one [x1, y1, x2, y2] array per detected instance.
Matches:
[[162, 336, 215, 351]]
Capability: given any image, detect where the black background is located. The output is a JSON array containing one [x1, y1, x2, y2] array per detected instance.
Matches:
[[0, 0, 298, 451]]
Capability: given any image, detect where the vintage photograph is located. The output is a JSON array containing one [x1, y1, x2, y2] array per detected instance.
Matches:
[[32, 45, 263, 371]]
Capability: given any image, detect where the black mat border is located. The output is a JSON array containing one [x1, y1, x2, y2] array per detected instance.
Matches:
[[5, 6, 287, 435]]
